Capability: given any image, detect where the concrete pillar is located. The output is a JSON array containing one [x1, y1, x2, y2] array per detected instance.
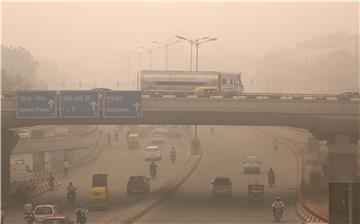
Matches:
[[327, 135, 358, 183], [1, 129, 19, 205]]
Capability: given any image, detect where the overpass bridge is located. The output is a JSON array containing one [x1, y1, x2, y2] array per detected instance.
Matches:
[[1, 91, 360, 203]]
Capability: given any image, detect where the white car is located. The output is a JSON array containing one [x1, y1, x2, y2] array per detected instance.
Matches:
[[34, 204, 62, 224], [243, 156, 261, 174], [144, 145, 162, 161], [151, 129, 165, 145]]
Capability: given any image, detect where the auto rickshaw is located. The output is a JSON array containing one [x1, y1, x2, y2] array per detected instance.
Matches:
[[127, 133, 140, 149], [89, 173, 109, 210], [194, 86, 218, 97], [248, 183, 264, 205]]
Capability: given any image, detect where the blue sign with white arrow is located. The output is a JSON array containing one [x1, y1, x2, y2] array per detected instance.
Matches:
[[16, 91, 57, 118], [104, 91, 142, 118], [60, 91, 99, 118]]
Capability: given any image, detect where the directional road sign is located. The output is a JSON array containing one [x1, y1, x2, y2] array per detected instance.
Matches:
[[60, 91, 99, 118], [16, 91, 57, 118], [104, 91, 142, 118]]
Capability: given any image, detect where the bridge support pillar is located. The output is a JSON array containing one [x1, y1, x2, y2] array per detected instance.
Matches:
[[327, 135, 358, 183], [1, 129, 19, 205]]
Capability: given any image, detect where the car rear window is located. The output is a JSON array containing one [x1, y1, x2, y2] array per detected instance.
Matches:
[[214, 178, 231, 184], [130, 176, 144, 181], [35, 206, 53, 215]]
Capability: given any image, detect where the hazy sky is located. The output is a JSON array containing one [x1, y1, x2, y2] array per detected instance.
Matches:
[[2, 2, 358, 88]]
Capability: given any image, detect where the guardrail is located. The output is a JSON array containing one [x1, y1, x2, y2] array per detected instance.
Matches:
[[2, 91, 359, 102]]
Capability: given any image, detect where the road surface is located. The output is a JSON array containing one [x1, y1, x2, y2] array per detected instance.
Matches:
[[139, 126, 302, 223]]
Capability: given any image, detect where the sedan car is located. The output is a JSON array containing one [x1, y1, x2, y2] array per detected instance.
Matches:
[[212, 177, 232, 198], [127, 176, 150, 194], [34, 205, 61, 224], [43, 216, 73, 224], [144, 145, 162, 161], [243, 156, 261, 174]]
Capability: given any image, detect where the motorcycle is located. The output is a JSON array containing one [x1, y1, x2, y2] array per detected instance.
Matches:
[[273, 206, 283, 223], [268, 174, 275, 186], [170, 153, 176, 163], [24, 213, 34, 224], [67, 190, 76, 204], [149, 167, 157, 179]]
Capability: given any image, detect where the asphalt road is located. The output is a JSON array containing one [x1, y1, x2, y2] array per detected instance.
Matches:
[[138, 126, 303, 223], [5, 125, 192, 223]]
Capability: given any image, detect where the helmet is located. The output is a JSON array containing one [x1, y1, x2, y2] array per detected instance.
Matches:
[[69, 182, 73, 185], [79, 204, 83, 207], [276, 196, 281, 201]]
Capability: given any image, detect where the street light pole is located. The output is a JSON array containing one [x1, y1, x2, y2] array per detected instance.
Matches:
[[140, 46, 160, 70], [153, 40, 180, 70]]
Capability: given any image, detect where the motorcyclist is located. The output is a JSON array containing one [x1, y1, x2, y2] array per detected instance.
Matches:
[[67, 182, 76, 201], [272, 137, 278, 151], [149, 161, 157, 177], [75, 204, 87, 224], [272, 196, 285, 220], [210, 126, 215, 136], [268, 168, 275, 184], [170, 146, 177, 162], [23, 199, 34, 221]]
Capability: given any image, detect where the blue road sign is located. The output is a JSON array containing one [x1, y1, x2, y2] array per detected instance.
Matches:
[[60, 91, 99, 118], [16, 91, 57, 118], [104, 91, 142, 118]]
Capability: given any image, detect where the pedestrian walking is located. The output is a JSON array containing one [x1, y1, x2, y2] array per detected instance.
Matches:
[[48, 173, 55, 192]]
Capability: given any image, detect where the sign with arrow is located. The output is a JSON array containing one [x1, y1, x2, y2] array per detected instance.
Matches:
[[60, 91, 99, 118], [104, 91, 142, 118], [16, 91, 57, 118]]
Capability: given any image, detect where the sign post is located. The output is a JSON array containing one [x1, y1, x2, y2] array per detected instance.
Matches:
[[16, 91, 56, 118], [60, 91, 99, 118], [103, 91, 142, 118]]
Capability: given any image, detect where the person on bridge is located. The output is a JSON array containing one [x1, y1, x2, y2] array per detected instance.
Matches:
[[67, 182, 76, 198], [75, 204, 87, 224], [48, 173, 55, 192]]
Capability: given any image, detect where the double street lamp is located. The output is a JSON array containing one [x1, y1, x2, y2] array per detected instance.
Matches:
[[175, 35, 217, 71], [152, 40, 180, 70], [140, 46, 161, 70]]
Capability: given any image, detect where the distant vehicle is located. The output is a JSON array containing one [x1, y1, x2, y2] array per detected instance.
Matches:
[[243, 156, 261, 174], [16, 127, 31, 140], [89, 173, 109, 209], [127, 176, 150, 194], [144, 145, 162, 161], [151, 129, 165, 145], [167, 128, 182, 139], [127, 133, 140, 150], [338, 91, 360, 100], [139, 70, 243, 96], [34, 205, 61, 224], [54, 126, 68, 137], [248, 183, 264, 204], [42, 216, 73, 224], [211, 177, 232, 198]]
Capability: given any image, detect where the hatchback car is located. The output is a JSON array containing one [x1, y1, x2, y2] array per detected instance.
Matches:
[[212, 177, 232, 198], [34, 205, 61, 224], [144, 145, 162, 161], [127, 176, 150, 194], [243, 156, 261, 174], [151, 129, 165, 145]]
